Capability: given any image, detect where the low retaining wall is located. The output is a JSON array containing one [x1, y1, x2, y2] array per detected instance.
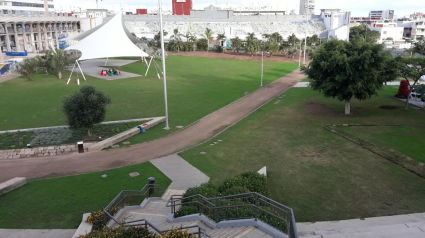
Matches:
[[72, 213, 93, 238], [0, 177, 27, 196], [88, 117, 165, 152]]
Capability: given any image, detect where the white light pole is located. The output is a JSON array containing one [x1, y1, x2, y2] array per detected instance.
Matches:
[[158, 0, 170, 130], [260, 51, 264, 87], [303, 34, 307, 64]]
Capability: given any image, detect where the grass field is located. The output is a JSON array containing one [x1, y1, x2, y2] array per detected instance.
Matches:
[[0, 162, 171, 229], [180, 86, 425, 223], [340, 126, 425, 163], [0, 56, 297, 145]]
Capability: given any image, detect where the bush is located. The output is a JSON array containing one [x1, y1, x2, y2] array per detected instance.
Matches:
[[183, 183, 220, 198], [182, 42, 194, 52], [213, 44, 224, 53], [217, 172, 268, 196], [86, 206, 121, 231], [62, 86, 111, 136], [221, 186, 250, 196], [175, 205, 199, 217], [162, 228, 196, 238], [196, 39, 208, 51], [396, 80, 410, 98]]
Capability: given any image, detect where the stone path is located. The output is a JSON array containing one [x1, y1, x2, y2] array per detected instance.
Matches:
[[0, 229, 76, 238], [76, 59, 141, 80], [292, 81, 421, 88], [0, 69, 305, 183], [151, 154, 210, 200], [298, 212, 425, 238]]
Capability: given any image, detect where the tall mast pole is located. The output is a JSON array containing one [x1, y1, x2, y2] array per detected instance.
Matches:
[[158, 0, 170, 130]]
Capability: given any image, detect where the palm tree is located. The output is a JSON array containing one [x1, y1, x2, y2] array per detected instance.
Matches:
[[246, 32, 256, 41], [270, 32, 283, 43], [19, 59, 38, 81], [203, 28, 214, 53], [50, 49, 70, 80], [231, 37, 243, 54], [35, 50, 54, 75], [287, 33, 299, 47], [171, 28, 183, 41], [262, 33, 271, 39], [216, 33, 226, 53]]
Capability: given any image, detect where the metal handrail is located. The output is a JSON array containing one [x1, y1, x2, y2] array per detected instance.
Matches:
[[125, 219, 211, 238], [167, 192, 298, 238]]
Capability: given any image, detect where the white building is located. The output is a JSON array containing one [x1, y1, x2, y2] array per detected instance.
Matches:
[[369, 10, 395, 20], [299, 0, 315, 15], [368, 22, 404, 44], [321, 9, 351, 41], [0, 0, 53, 14], [397, 20, 425, 41]]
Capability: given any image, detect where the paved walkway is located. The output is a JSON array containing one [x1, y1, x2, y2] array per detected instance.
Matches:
[[293, 81, 423, 88], [0, 69, 305, 183], [0, 73, 20, 84], [77, 59, 141, 80], [0, 229, 75, 238], [151, 154, 210, 200], [298, 212, 425, 238]]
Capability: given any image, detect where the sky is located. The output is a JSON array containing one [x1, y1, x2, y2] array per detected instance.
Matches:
[[55, 0, 425, 18]]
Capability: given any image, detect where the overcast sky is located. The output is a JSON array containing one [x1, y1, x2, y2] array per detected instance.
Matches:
[[55, 0, 425, 18]]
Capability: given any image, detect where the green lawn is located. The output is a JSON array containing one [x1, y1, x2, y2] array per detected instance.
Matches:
[[180, 86, 425, 223], [340, 126, 425, 163], [0, 56, 297, 145], [0, 162, 171, 229]]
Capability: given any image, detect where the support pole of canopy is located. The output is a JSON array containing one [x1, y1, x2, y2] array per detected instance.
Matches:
[[67, 61, 77, 84], [105, 57, 109, 66], [159, 0, 170, 130], [153, 58, 163, 75], [76, 60, 86, 81], [152, 59, 161, 79], [145, 56, 153, 76]]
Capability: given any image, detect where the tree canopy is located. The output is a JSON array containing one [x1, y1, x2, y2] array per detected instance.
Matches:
[[349, 25, 381, 43], [413, 39, 425, 57], [301, 38, 397, 114], [63, 86, 111, 135], [398, 56, 425, 110]]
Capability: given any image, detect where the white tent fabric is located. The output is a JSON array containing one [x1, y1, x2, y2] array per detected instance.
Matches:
[[66, 13, 148, 61]]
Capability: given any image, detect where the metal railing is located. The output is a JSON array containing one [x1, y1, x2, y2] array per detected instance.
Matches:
[[103, 184, 210, 237], [167, 192, 298, 238]]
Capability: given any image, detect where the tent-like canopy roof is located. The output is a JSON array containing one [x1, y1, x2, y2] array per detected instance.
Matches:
[[65, 13, 148, 61]]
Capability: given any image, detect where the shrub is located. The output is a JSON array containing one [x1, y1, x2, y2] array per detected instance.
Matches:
[[62, 86, 111, 136], [217, 172, 268, 196], [183, 183, 220, 198], [161, 228, 196, 238], [396, 80, 410, 98], [213, 44, 224, 53], [174, 205, 199, 217], [196, 39, 208, 51], [18, 58, 39, 81], [221, 186, 250, 196], [86, 206, 121, 231]]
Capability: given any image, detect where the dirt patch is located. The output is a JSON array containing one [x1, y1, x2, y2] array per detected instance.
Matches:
[[379, 105, 401, 110], [136, 91, 152, 94], [216, 68, 228, 71], [304, 102, 345, 118], [168, 51, 311, 63]]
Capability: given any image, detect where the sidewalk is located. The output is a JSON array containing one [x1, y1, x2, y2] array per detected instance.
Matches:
[[0, 229, 75, 238]]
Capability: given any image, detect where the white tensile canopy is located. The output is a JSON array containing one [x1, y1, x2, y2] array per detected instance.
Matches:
[[65, 13, 148, 84], [66, 13, 148, 61]]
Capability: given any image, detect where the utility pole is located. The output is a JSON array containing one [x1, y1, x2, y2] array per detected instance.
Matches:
[[158, 0, 170, 130], [261, 51, 264, 87], [299, 40, 302, 68], [303, 34, 307, 64]]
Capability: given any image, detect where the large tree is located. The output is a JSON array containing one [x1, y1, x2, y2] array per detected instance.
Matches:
[[50, 49, 71, 80], [63, 86, 111, 136], [265, 38, 280, 57], [302, 39, 397, 115], [231, 37, 243, 54], [398, 56, 425, 110], [349, 25, 381, 43], [287, 33, 299, 46], [413, 39, 425, 57]]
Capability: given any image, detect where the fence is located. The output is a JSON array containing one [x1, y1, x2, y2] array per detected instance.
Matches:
[[168, 192, 298, 238]]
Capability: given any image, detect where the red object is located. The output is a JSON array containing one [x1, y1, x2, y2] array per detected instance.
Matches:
[[397, 80, 410, 97], [172, 0, 192, 15], [136, 9, 148, 15], [143, 124, 147, 126]]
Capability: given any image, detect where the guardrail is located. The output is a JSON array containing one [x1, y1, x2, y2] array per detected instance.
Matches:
[[103, 184, 210, 237], [167, 192, 298, 238]]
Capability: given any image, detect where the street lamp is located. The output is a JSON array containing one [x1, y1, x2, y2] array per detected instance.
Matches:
[[158, 0, 170, 130], [298, 40, 302, 68], [260, 51, 264, 87]]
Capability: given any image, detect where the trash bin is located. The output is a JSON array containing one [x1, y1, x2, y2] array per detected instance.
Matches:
[[77, 141, 84, 153], [148, 177, 155, 197]]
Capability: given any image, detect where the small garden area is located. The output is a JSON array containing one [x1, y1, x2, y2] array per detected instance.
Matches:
[[0, 121, 143, 150], [0, 162, 171, 229]]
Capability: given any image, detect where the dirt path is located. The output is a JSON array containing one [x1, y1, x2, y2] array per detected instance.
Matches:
[[0, 70, 305, 183], [168, 51, 310, 63]]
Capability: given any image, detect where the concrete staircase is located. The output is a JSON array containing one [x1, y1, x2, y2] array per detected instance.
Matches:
[[115, 199, 275, 238], [298, 213, 425, 238]]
